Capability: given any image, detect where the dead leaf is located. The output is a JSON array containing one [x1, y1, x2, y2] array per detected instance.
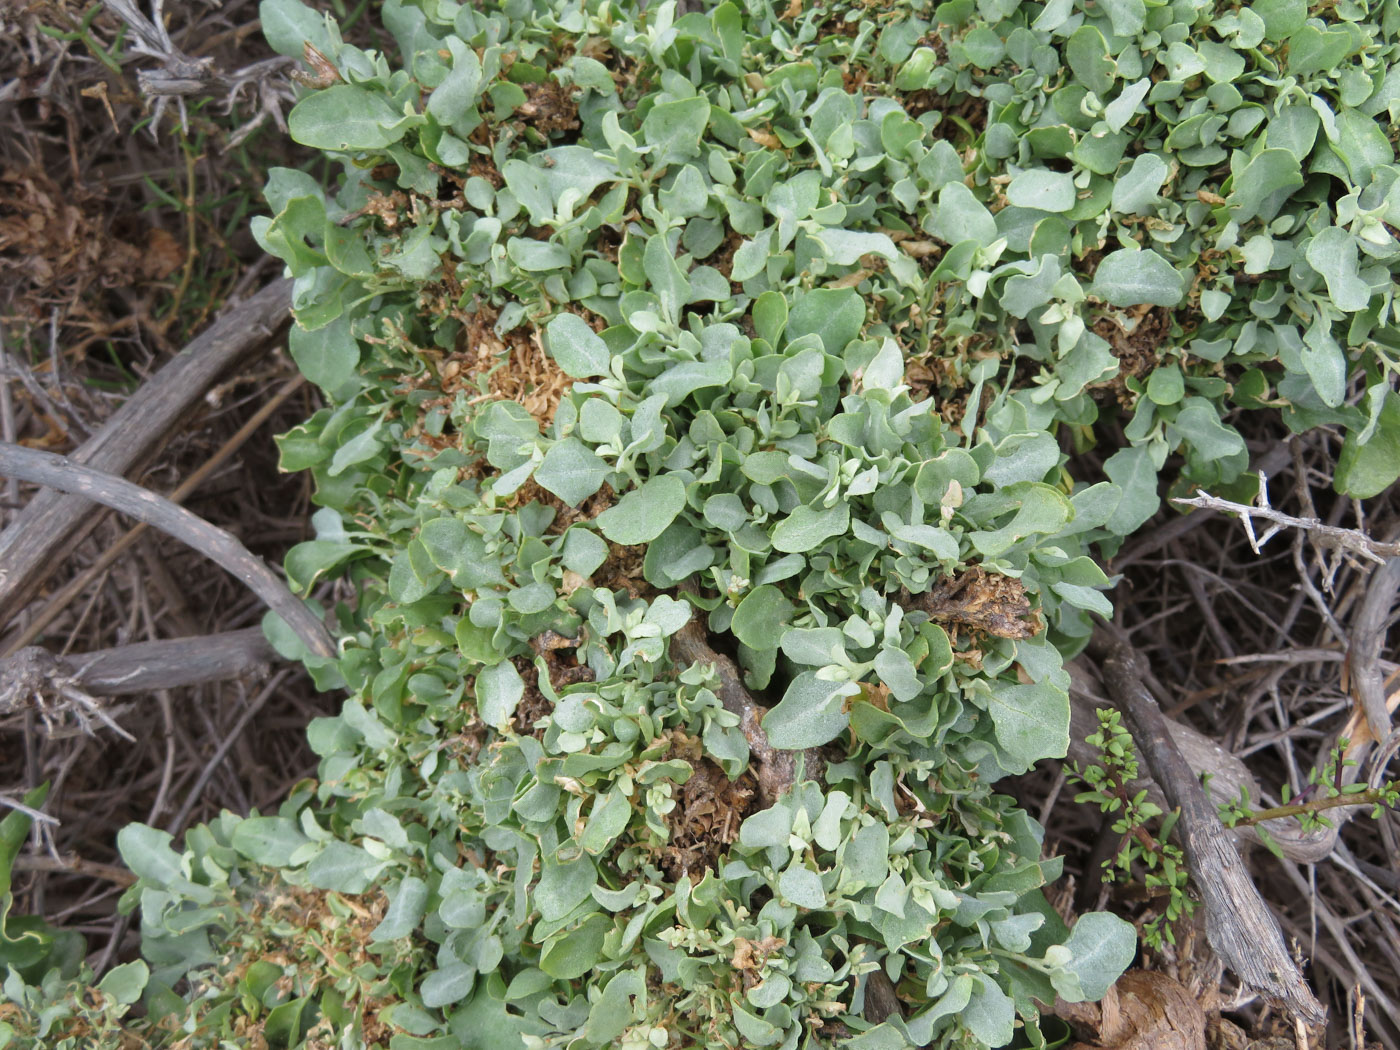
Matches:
[[909, 567, 1042, 639], [660, 742, 757, 882], [142, 227, 184, 279], [1058, 971, 1206, 1050], [291, 42, 342, 89]]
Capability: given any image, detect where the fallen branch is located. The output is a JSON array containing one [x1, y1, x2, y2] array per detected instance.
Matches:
[[0, 277, 292, 630], [1, 628, 279, 703], [10, 853, 138, 887], [2, 374, 305, 657], [1090, 628, 1326, 1025], [670, 619, 824, 806], [1347, 557, 1400, 752], [0, 444, 333, 659]]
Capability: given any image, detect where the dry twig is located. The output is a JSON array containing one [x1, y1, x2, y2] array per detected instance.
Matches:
[[1173, 482, 1400, 569]]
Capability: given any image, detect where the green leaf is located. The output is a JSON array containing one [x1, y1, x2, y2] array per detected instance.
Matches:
[[642, 97, 711, 166], [537, 855, 597, 921], [597, 475, 687, 545], [502, 147, 619, 226], [1255, 0, 1305, 38], [422, 963, 476, 1008], [579, 788, 632, 855], [1100, 0, 1145, 36], [477, 660, 524, 727], [762, 672, 856, 749], [778, 866, 826, 909], [644, 234, 692, 321], [259, 0, 332, 57], [1066, 25, 1115, 97], [535, 438, 609, 507], [1305, 227, 1371, 313], [1287, 24, 1353, 77], [786, 287, 864, 354], [288, 316, 359, 392], [816, 229, 899, 265], [288, 85, 407, 150], [969, 484, 1073, 557], [305, 841, 381, 893], [540, 914, 609, 979], [116, 824, 184, 886], [771, 502, 850, 554], [427, 38, 483, 132], [1173, 400, 1244, 461], [231, 816, 312, 867], [96, 960, 149, 1006], [731, 585, 795, 650], [1, 784, 49, 960], [1330, 108, 1394, 188], [1228, 149, 1302, 223], [372, 876, 429, 941], [419, 517, 506, 589], [932, 182, 997, 245], [545, 314, 610, 378], [984, 679, 1070, 769], [1145, 365, 1184, 406], [1007, 170, 1075, 212], [1336, 392, 1400, 499], [962, 977, 1014, 1047], [1089, 249, 1185, 307], [1057, 912, 1136, 1001], [1110, 154, 1168, 215], [943, 30, 994, 72], [1103, 446, 1161, 534]]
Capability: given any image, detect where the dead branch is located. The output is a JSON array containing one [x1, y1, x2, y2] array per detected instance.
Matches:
[[0, 444, 333, 659], [0, 277, 291, 630], [670, 619, 824, 807], [10, 853, 137, 887], [1172, 484, 1400, 567], [0, 628, 278, 705], [102, 0, 218, 130], [100, 0, 297, 141], [1091, 628, 1327, 1025], [1348, 558, 1400, 753], [2, 374, 305, 657]]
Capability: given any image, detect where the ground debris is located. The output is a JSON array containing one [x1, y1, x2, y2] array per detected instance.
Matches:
[[1057, 970, 1206, 1050], [904, 566, 1043, 640], [659, 731, 758, 882]]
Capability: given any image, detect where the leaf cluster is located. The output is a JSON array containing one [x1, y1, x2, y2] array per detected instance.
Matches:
[[7, 0, 1400, 1046]]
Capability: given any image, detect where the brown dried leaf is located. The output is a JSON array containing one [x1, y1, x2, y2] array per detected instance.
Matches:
[[911, 567, 1042, 639], [732, 935, 786, 972], [660, 742, 757, 882], [747, 127, 781, 149], [291, 42, 343, 89], [1058, 971, 1206, 1050]]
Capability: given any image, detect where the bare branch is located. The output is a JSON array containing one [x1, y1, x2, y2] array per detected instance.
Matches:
[[1172, 481, 1400, 567], [0, 444, 334, 660], [0, 277, 291, 630], [1090, 628, 1327, 1025]]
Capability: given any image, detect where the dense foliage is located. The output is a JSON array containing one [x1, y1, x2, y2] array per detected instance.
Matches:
[[4, 0, 1400, 1046]]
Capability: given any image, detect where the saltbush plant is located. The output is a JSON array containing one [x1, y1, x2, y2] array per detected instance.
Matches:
[[3, 0, 1400, 1046]]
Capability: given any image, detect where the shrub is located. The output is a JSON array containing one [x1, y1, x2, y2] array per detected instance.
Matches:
[[4, 0, 1399, 1046]]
